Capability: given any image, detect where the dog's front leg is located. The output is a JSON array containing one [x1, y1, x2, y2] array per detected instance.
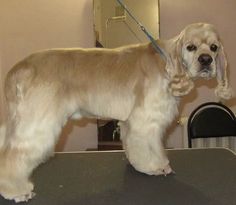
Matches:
[[124, 118, 173, 176]]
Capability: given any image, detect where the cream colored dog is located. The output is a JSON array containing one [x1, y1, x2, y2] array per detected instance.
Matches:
[[0, 23, 233, 202]]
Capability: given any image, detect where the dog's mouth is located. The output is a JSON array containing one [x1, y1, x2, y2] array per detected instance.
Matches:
[[198, 66, 213, 79]]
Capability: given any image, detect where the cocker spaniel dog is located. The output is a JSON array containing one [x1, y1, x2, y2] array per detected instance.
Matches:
[[0, 23, 233, 202]]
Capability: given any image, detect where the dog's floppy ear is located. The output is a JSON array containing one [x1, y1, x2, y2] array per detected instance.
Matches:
[[214, 43, 234, 100], [165, 34, 194, 97]]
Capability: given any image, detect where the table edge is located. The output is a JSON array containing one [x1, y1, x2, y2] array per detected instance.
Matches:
[[55, 147, 236, 155]]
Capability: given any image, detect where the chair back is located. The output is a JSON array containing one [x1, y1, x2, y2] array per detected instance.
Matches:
[[187, 102, 236, 148]]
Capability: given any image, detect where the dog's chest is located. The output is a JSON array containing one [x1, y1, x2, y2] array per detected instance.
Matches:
[[145, 90, 179, 125], [129, 77, 179, 126]]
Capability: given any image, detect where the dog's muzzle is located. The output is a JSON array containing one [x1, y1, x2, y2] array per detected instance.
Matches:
[[197, 53, 214, 78]]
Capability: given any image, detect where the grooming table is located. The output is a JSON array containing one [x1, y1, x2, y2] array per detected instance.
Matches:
[[0, 148, 235, 205]]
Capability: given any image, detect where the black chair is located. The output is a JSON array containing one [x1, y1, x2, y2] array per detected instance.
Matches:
[[187, 102, 236, 148]]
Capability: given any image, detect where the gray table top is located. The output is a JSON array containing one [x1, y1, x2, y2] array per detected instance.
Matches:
[[0, 148, 235, 205]]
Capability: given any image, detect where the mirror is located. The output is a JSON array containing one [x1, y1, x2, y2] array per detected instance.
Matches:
[[93, 0, 160, 150], [94, 0, 160, 48]]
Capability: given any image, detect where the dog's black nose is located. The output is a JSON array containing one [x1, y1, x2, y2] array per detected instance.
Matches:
[[198, 54, 213, 66]]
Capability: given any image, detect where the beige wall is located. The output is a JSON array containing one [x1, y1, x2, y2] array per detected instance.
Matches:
[[160, 0, 236, 148], [0, 0, 97, 151]]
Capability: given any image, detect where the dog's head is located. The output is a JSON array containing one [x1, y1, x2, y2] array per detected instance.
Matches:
[[166, 23, 233, 100]]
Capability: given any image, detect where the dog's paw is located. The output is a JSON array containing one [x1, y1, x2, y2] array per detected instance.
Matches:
[[13, 192, 36, 203], [0, 181, 35, 203], [154, 164, 175, 176], [144, 164, 174, 176]]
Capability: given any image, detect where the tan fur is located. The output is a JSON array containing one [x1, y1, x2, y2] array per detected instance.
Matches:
[[0, 23, 233, 202]]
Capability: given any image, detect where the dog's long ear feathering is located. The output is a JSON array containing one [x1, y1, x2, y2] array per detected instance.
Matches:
[[215, 43, 234, 101], [164, 34, 194, 97]]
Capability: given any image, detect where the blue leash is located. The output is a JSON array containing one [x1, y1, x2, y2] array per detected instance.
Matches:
[[116, 0, 166, 60]]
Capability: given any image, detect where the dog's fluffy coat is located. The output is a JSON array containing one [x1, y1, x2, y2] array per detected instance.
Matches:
[[0, 23, 233, 202]]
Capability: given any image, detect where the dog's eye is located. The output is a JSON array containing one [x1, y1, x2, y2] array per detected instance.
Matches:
[[210, 44, 218, 52], [186, 44, 197, 52]]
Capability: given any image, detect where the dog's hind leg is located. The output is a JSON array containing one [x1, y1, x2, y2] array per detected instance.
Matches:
[[0, 85, 70, 202]]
